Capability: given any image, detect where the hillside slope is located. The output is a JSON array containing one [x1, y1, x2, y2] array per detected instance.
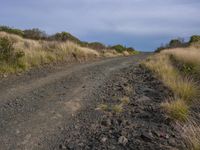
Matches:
[[0, 32, 134, 74]]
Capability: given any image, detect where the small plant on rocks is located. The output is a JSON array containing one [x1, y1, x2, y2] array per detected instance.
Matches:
[[97, 104, 109, 111], [120, 96, 130, 105], [112, 104, 123, 113]]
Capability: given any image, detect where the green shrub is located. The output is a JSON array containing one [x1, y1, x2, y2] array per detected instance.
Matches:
[[162, 99, 189, 122], [50, 32, 81, 43], [189, 35, 200, 44], [0, 26, 24, 37], [169, 39, 182, 47], [0, 37, 24, 64], [110, 45, 126, 53], [110, 45, 136, 54], [87, 42, 106, 50], [23, 28, 47, 40]]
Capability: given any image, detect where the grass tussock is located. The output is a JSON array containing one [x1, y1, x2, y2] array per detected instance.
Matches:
[[161, 99, 189, 122], [112, 104, 124, 113], [97, 104, 109, 111], [97, 96, 131, 114], [120, 96, 130, 105]]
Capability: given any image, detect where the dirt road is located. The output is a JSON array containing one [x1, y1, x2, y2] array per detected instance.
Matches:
[[0, 54, 148, 149]]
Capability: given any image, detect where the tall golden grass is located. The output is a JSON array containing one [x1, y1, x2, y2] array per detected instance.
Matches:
[[0, 32, 125, 73], [162, 47, 200, 65], [163, 48, 200, 79], [180, 120, 200, 150], [143, 53, 198, 103], [143, 47, 200, 149]]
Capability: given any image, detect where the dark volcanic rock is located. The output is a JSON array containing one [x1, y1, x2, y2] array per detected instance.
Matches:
[[58, 65, 187, 150]]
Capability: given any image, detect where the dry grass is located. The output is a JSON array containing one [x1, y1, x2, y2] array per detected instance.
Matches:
[[120, 96, 130, 104], [180, 120, 200, 150], [112, 104, 124, 113], [143, 47, 200, 148], [0, 32, 136, 74], [143, 53, 198, 103], [97, 103, 124, 113], [1, 32, 130, 74], [162, 47, 200, 65], [162, 47, 200, 76], [161, 99, 189, 122], [97, 96, 130, 113], [97, 104, 109, 111], [124, 85, 134, 95], [102, 49, 123, 57]]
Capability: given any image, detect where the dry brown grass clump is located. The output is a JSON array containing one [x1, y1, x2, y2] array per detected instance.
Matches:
[[97, 96, 131, 114]]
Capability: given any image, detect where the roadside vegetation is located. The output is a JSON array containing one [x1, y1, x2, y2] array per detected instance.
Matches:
[[0, 32, 100, 73], [0, 26, 138, 74], [155, 35, 200, 53], [143, 35, 200, 149]]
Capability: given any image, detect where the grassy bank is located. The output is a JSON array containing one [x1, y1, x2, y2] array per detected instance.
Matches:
[[0, 32, 132, 74], [143, 47, 200, 149]]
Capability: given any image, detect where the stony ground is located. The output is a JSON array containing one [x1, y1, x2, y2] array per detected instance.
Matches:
[[0, 54, 187, 150], [57, 65, 188, 150]]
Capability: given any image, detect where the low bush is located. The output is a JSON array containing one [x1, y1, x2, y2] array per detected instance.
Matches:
[[110, 45, 137, 54], [110, 45, 126, 53], [23, 28, 47, 40], [0, 37, 24, 63], [85, 42, 106, 50], [0, 26, 24, 37], [0, 37, 25, 73], [189, 35, 200, 44], [50, 32, 81, 43]]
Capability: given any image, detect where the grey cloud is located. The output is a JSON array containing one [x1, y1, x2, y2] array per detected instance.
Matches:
[[0, 0, 199, 50]]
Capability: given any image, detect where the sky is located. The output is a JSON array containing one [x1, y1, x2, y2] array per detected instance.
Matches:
[[0, 0, 200, 51]]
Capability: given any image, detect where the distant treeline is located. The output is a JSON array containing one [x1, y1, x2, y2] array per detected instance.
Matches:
[[0, 26, 136, 53], [155, 35, 200, 52]]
